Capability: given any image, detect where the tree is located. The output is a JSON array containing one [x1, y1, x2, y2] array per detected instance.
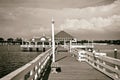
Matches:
[[0, 37, 4, 42], [15, 38, 22, 42], [15, 38, 22, 44], [7, 38, 14, 42]]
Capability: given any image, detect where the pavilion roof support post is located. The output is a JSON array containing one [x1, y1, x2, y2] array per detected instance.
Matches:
[[52, 17, 55, 63], [70, 40, 72, 53], [35, 42, 37, 46], [49, 41, 51, 47], [64, 39, 66, 48], [22, 38, 24, 45], [42, 42, 45, 48], [29, 41, 31, 45]]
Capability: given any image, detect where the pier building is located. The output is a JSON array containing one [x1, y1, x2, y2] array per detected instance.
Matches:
[[31, 34, 50, 46], [55, 30, 74, 45], [21, 35, 51, 52]]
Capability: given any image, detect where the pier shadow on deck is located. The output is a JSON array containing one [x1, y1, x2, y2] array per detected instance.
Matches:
[[48, 51, 113, 80]]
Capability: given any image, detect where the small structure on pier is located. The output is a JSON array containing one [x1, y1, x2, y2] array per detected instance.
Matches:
[[31, 34, 50, 46], [21, 34, 51, 52], [55, 30, 74, 45]]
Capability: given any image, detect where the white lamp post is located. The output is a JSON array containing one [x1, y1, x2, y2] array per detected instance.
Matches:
[[52, 17, 55, 63]]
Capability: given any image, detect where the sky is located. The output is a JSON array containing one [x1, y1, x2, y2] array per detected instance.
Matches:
[[0, 0, 120, 40]]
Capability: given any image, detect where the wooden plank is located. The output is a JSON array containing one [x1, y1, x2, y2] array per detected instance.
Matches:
[[48, 50, 112, 80]]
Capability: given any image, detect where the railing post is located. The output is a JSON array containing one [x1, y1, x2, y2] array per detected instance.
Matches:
[[86, 53, 89, 63], [34, 73, 38, 80], [115, 65, 119, 78], [103, 61, 106, 71], [96, 59, 100, 69], [30, 70, 33, 76], [93, 52, 96, 66]]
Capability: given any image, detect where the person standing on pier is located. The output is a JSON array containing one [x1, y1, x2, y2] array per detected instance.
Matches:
[[114, 48, 118, 59]]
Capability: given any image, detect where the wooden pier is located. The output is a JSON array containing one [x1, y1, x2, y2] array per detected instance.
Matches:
[[48, 47, 112, 80]]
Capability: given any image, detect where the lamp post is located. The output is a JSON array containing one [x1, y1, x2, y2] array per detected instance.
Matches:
[[52, 17, 55, 63]]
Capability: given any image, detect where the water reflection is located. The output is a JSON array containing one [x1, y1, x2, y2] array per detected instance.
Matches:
[[0, 45, 40, 78]]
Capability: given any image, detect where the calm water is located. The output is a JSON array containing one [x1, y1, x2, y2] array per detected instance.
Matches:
[[94, 45, 120, 59], [0, 45, 41, 78]]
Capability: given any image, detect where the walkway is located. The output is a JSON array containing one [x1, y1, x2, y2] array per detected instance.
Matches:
[[48, 48, 112, 80]]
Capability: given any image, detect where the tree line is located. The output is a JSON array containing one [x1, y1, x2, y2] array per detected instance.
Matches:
[[0, 37, 120, 45], [77, 40, 120, 45], [0, 37, 22, 45]]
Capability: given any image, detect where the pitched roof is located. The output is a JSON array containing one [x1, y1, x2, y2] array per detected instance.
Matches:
[[55, 30, 74, 39]]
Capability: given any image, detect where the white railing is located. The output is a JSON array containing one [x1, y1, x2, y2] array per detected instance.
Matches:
[[86, 52, 120, 80], [0, 48, 52, 80], [71, 45, 94, 48], [21, 45, 51, 48], [71, 48, 120, 80]]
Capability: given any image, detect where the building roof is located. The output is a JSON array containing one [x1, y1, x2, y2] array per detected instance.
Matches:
[[40, 36, 48, 41], [31, 35, 49, 42], [55, 30, 74, 41]]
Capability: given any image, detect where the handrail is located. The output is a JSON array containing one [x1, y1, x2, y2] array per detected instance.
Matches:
[[0, 48, 52, 80], [71, 48, 120, 80], [21, 45, 51, 48], [85, 52, 120, 80]]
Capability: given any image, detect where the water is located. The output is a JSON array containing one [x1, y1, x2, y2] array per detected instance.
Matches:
[[94, 45, 120, 59], [0, 45, 41, 78]]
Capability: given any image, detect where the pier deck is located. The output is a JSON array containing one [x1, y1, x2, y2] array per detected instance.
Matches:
[[48, 50, 112, 80]]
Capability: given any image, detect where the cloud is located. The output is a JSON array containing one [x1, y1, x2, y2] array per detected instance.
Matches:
[[0, 0, 120, 39], [62, 0, 120, 18], [60, 15, 120, 32], [0, 0, 115, 9], [59, 0, 120, 35]]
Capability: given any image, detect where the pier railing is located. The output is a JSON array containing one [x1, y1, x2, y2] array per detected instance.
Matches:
[[71, 48, 120, 80], [86, 52, 120, 80], [20, 45, 51, 51], [0, 48, 52, 80], [21, 45, 51, 48]]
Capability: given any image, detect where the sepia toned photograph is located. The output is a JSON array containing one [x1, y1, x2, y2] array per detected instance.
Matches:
[[0, 0, 120, 80]]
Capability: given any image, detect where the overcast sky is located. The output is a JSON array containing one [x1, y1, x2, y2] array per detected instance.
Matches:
[[0, 0, 120, 40]]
